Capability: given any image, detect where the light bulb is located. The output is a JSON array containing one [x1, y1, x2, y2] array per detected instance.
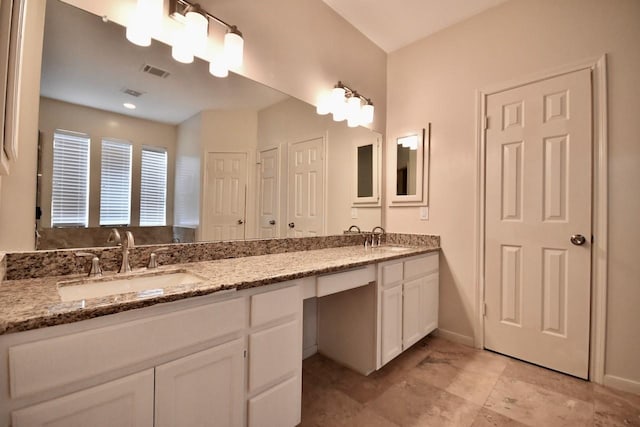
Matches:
[[126, 0, 162, 47], [316, 92, 332, 115], [209, 57, 229, 78], [185, 10, 208, 57], [224, 28, 244, 69], [331, 87, 346, 110], [172, 26, 193, 63], [332, 99, 347, 122], [346, 96, 361, 126], [361, 103, 374, 125]]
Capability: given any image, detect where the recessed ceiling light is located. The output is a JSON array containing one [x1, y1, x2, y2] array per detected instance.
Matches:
[[123, 102, 136, 109]]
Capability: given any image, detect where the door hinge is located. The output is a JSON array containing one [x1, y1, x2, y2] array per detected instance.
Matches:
[[483, 116, 489, 131], [482, 302, 487, 317]]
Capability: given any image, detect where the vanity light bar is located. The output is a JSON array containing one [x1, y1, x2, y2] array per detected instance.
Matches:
[[316, 81, 374, 126], [126, 0, 244, 78]]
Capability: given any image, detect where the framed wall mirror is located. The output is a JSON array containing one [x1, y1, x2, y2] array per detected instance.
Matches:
[[352, 136, 381, 206], [390, 125, 429, 205]]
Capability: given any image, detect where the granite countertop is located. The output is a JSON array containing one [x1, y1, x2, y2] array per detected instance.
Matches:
[[0, 245, 439, 335]]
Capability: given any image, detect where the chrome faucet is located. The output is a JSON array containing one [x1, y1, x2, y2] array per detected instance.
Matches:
[[348, 225, 361, 233], [371, 226, 386, 247], [119, 231, 135, 273]]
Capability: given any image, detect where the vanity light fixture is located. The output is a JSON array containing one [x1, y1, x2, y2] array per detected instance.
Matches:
[[316, 81, 375, 126], [169, 0, 244, 76], [125, 0, 244, 78]]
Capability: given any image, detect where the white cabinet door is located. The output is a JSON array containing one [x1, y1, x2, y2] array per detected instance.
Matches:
[[155, 338, 245, 427], [12, 370, 154, 427], [402, 278, 422, 349], [421, 272, 439, 335], [381, 284, 403, 365]]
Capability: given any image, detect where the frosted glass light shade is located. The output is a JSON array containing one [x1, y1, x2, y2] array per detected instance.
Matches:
[[185, 10, 208, 56], [316, 92, 332, 115], [126, 0, 162, 47], [209, 58, 229, 78], [360, 103, 374, 125], [332, 99, 347, 122], [347, 96, 361, 120], [172, 28, 193, 63], [224, 30, 244, 69]]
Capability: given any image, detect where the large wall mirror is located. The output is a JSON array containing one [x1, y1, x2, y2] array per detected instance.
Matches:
[[30, 0, 382, 250]]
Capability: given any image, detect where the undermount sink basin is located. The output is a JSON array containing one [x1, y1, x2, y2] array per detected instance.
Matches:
[[57, 271, 205, 302], [377, 246, 412, 252]]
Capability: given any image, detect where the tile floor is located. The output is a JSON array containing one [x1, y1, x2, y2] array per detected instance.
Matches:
[[301, 335, 640, 426]]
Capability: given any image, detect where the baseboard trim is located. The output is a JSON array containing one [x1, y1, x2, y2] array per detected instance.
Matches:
[[433, 328, 474, 347], [603, 374, 640, 395], [303, 345, 318, 360]]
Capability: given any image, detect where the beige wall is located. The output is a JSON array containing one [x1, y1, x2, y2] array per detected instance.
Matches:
[[257, 97, 382, 237], [38, 97, 177, 228], [386, 0, 640, 388]]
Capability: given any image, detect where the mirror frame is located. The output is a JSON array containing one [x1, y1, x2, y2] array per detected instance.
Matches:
[[352, 135, 381, 206], [390, 127, 428, 205]]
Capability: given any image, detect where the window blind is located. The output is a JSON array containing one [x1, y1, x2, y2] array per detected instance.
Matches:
[[51, 130, 90, 227], [100, 139, 132, 226], [140, 147, 167, 226]]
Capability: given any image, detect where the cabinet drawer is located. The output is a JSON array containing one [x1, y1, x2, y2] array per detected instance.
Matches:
[[251, 285, 300, 327], [248, 376, 300, 427], [381, 262, 403, 287], [404, 253, 438, 279], [316, 265, 375, 297], [9, 297, 245, 399], [249, 320, 299, 393]]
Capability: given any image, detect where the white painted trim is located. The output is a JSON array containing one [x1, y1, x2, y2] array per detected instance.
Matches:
[[433, 328, 474, 347], [603, 375, 640, 396], [473, 55, 609, 383], [302, 345, 318, 360]]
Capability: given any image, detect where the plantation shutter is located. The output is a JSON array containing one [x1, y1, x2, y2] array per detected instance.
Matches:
[[99, 139, 132, 226], [140, 147, 167, 226]]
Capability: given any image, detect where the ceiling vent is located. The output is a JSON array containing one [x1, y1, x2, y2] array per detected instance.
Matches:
[[141, 64, 171, 78], [122, 88, 144, 97]]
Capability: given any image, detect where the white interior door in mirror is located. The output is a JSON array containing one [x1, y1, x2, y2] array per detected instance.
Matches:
[[352, 136, 381, 206], [390, 127, 428, 205], [287, 137, 325, 237], [202, 152, 247, 241], [258, 147, 279, 238]]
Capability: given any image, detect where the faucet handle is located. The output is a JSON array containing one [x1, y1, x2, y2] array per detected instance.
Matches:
[[148, 247, 169, 269], [75, 251, 103, 277], [107, 228, 121, 245]]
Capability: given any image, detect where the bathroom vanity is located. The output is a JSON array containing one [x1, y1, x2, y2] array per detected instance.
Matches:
[[0, 243, 439, 427]]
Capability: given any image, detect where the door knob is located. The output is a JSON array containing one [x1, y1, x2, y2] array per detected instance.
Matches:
[[570, 234, 586, 246], [288, 222, 295, 228], [237, 219, 244, 225], [269, 220, 276, 225]]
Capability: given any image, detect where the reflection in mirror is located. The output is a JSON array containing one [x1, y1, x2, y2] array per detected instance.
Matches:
[[396, 135, 419, 196], [33, 0, 381, 250], [357, 145, 373, 198]]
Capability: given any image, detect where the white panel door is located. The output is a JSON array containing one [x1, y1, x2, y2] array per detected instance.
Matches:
[[258, 147, 279, 238], [381, 284, 403, 365], [287, 137, 324, 237], [203, 152, 247, 241], [12, 370, 154, 427], [402, 278, 422, 349], [155, 339, 245, 427], [485, 69, 592, 378]]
